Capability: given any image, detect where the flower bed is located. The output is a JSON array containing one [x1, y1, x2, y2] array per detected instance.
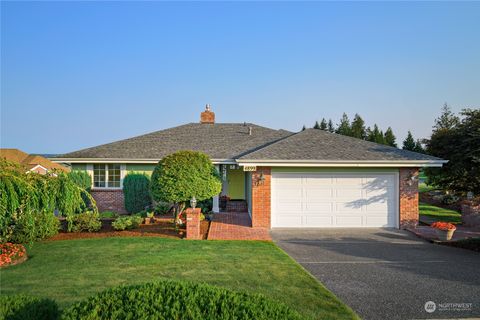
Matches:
[[0, 243, 27, 268]]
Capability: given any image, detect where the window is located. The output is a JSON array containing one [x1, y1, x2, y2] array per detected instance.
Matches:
[[93, 164, 121, 188]]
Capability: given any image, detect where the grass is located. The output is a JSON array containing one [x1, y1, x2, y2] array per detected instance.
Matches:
[[419, 202, 462, 224], [0, 238, 357, 320], [418, 182, 437, 193]]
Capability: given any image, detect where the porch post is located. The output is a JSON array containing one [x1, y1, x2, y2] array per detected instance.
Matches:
[[213, 164, 220, 213]]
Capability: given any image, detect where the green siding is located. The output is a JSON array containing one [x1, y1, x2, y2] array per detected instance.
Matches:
[[227, 167, 245, 200], [126, 164, 156, 176], [71, 164, 87, 171], [272, 167, 399, 173]]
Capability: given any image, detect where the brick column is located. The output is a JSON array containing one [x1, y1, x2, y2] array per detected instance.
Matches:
[[399, 168, 419, 229], [186, 208, 202, 239], [251, 167, 271, 228]]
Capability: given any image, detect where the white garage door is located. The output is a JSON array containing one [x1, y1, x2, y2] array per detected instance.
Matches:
[[271, 172, 398, 228]]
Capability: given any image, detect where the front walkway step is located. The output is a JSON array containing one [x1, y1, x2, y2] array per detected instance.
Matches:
[[208, 212, 271, 241]]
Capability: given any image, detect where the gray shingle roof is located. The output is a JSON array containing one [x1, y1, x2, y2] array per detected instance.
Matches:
[[238, 129, 442, 161], [60, 123, 292, 160]]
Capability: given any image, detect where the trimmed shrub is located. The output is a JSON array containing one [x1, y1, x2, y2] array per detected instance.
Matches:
[[154, 202, 171, 215], [123, 174, 152, 214], [71, 211, 101, 232], [62, 280, 305, 320], [0, 294, 59, 320], [10, 211, 59, 244], [67, 171, 92, 191], [112, 216, 143, 231], [197, 197, 213, 214], [150, 151, 221, 227], [98, 211, 119, 219]]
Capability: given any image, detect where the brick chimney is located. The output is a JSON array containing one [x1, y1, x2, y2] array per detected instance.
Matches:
[[200, 104, 215, 124]]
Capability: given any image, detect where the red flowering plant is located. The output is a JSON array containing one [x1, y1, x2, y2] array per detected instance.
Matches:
[[0, 243, 27, 267], [430, 221, 457, 231]]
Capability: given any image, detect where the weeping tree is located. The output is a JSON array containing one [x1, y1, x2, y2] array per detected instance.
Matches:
[[150, 151, 222, 229], [0, 160, 96, 243]]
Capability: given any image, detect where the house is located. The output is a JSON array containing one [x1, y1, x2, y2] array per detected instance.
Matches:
[[52, 106, 446, 229], [1, 148, 69, 174]]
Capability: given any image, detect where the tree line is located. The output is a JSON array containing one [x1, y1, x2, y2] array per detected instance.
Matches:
[[302, 113, 424, 152]]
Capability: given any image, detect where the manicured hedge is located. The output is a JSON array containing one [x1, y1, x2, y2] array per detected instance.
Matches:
[[62, 280, 306, 320], [123, 174, 152, 214], [0, 294, 59, 320]]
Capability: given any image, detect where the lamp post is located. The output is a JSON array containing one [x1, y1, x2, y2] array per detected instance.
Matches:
[[190, 196, 197, 209]]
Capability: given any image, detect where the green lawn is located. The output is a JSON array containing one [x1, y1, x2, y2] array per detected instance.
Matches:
[[1, 238, 357, 320], [418, 182, 436, 193], [419, 202, 462, 224]]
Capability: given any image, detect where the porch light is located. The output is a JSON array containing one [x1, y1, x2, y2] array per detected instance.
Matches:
[[407, 172, 417, 186], [257, 173, 266, 186], [190, 196, 197, 209]]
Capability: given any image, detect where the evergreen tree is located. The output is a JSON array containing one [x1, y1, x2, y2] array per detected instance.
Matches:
[[327, 119, 335, 133], [434, 103, 460, 131], [413, 140, 425, 153], [367, 124, 380, 142], [376, 130, 385, 144], [301, 125, 306, 131], [313, 121, 321, 129], [336, 113, 352, 136], [320, 118, 328, 130], [365, 127, 372, 141], [402, 131, 416, 151], [350, 114, 366, 139], [384, 127, 397, 147]]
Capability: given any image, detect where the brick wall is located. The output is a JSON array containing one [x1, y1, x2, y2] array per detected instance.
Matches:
[[251, 167, 271, 228], [399, 168, 420, 229], [90, 189, 127, 214]]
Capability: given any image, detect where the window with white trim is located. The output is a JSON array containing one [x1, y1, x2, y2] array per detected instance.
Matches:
[[93, 164, 121, 188]]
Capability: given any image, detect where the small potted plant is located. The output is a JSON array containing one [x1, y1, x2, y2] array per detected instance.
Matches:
[[431, 221, 457, 241]]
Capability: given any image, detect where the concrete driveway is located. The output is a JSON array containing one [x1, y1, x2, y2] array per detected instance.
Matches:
[[272, 229, 480, 320]]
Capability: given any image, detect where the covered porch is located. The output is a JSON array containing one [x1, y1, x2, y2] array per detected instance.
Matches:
[[213, 164, 252, 214]]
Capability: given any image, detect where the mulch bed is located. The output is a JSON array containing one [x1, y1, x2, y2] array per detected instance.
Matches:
[[50, 216, 211, 241]]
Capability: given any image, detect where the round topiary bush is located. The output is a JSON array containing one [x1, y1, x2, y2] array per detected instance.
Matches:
[[0, 294, 59, 320], [62, 280, 306, 320]]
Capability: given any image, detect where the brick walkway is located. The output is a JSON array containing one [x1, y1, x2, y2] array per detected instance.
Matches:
[[207, 212, 271, 241]]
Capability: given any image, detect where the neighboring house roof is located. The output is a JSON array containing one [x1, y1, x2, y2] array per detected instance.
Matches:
[[0, 148, 70, 173], [58, 123, 293, 161], [238, 129, 443, 163]]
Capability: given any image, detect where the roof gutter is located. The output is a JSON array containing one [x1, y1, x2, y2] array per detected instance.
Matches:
[[50, 158, 237, 165], [236, 159, 447, 168]]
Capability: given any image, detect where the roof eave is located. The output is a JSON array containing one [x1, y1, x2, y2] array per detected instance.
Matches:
[[235, 159, 447, 168], [50, 158, 237, 165]]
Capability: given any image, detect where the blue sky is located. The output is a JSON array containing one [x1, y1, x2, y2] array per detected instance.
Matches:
[[1, 1, 479, 154]]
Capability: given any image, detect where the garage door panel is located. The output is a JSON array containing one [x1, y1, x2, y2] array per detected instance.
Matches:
[[304, 202, 333, 212], [336, 215, 364, 226], [275, 188, 302, 199], [304, 188, 334, 198], [365, 215, 391, 227], [305, 215, 334, 226], [272, 172, 398, 228], [304, 177, 334, 185], [275, 215, 303, 227], [336, 202, 364, 213], [336, 188, 363, 198]]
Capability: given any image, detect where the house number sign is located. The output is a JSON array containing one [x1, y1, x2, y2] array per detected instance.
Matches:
[[243, 166, 257, 172]]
